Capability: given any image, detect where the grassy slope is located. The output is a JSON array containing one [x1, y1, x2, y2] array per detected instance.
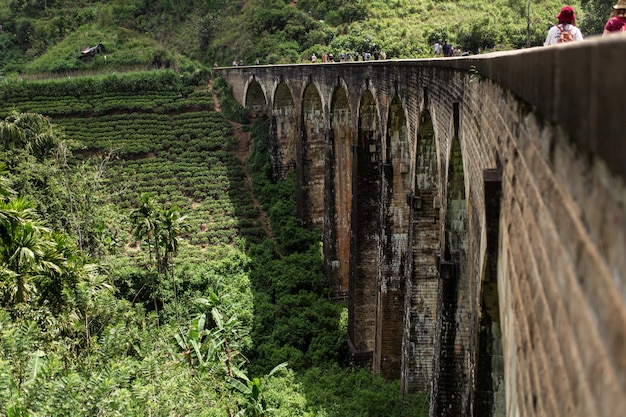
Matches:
[[21, 24, 197, 75]]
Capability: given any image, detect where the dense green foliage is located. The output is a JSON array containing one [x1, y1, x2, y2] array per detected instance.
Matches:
[[0, 72, 428, 416], [0, 0, 609, 75], [580, 0, 615, 34], [0, 0, 612, 413], [213, 77, 250, 124]]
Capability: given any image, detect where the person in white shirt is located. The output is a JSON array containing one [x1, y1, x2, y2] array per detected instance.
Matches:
[[433, 42, 441, 56], [544, 6, 584, 46]]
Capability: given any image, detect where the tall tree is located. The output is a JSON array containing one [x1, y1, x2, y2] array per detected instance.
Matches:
[[130, 193, 162, 315], [159, 206, 187, 275], [130, 193, 160, 268], [130, 194, 188, 316], [581, 0, 614, 35]]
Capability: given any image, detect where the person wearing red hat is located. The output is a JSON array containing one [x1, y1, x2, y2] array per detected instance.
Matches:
[[603, 0, 626, 35], [544, 5, 584, 46]]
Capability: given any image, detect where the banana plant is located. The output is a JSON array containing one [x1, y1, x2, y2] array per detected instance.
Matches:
[[173, 315, 215, 367], [4, 349, 46, 417], [173, 310, 238, 373], [228, 362, 288, 417]]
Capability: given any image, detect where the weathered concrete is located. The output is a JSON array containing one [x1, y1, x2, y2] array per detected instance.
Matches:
[[215, 34, 626, 417]]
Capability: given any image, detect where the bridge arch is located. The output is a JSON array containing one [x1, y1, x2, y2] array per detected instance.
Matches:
[[377, 96, 411, 379], [474, 166, 506, 416], [434, 106, 471, 416], [244, 78, 267, 116], [403, 107, 441, 394]]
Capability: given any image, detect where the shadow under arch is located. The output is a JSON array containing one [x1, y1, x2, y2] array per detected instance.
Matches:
[[300, 83, 325, 228], [403, 107, 441, 394], [475, 167, 506, 417], [433, 106, 470, 417], [271, 83, 297, 180], [245, 80, 266, 117], [326, 86, 352, 299], [348, 90, 380, 368], [377, 96, 410, 380]]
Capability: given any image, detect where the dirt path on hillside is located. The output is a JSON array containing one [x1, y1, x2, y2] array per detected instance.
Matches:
[[209, 80, 273, 240]]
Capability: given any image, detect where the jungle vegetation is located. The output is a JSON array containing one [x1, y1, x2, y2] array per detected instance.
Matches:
[[0, 0, 611, 75], [0, 0, 614, 415], [0, 70, 430, 415]]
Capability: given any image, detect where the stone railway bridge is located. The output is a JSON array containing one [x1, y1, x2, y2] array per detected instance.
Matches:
[[215, 36, 626, 417]]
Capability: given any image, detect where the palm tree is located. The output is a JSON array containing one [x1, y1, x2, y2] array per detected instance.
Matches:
[[130, 193, 160, 268], [130, 193, 165, 316], [36, 232, 83, 313], [158, 206, 188, 275], [158, 206, 187, 316], [0, 111, 58, 160], [130, 196, 189, 317], [0, 169, 71, 309], [0, 195, 47, 305], [0, 214, 53, 306]]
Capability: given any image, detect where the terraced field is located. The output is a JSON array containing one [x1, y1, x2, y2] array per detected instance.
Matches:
[[0, 72, 266, 258]]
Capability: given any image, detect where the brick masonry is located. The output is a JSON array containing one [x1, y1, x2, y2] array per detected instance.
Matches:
[[216, 35, 626, 417]]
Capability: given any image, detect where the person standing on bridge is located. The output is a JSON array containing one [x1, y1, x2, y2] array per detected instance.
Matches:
[[544, 6, 584, 45], [433, 41, 441, 56], [442, 40, 453, 57], [603, 0, 626, 35]]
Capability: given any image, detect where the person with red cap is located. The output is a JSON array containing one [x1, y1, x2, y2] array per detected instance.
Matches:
[[603, 0, 626, 35], [544, 6, 584, 46]]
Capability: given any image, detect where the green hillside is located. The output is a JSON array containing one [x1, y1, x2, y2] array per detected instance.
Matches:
[[0, 0, 612, 76]]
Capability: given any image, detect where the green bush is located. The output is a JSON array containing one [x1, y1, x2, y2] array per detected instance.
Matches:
[[213, 77, 250, 123]]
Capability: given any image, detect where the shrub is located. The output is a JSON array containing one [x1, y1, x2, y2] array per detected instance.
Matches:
[[213, 77, 250, 124]]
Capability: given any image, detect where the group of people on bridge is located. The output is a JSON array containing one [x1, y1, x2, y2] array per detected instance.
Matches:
[[223, 1, 626, 69], [433, 41, 467, 57], [543, 2, 626, 45], [310, 49, 387, 63], [430, 2, 626, 55]]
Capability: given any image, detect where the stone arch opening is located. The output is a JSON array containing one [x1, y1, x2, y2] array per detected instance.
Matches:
[[348, 90, 380, 367], [245, 80, 266, 117], [301, 83, 325, 228], [326, 87, 352, 298], [434, 116, 470, 417], [475, 168, 505, 417], [403, 108, 440, 394], [377, 97, 410, 380], [272, 83, 297, 180]]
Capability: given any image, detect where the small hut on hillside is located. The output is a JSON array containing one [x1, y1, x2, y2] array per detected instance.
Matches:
[[79, 44, 105, 59]]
